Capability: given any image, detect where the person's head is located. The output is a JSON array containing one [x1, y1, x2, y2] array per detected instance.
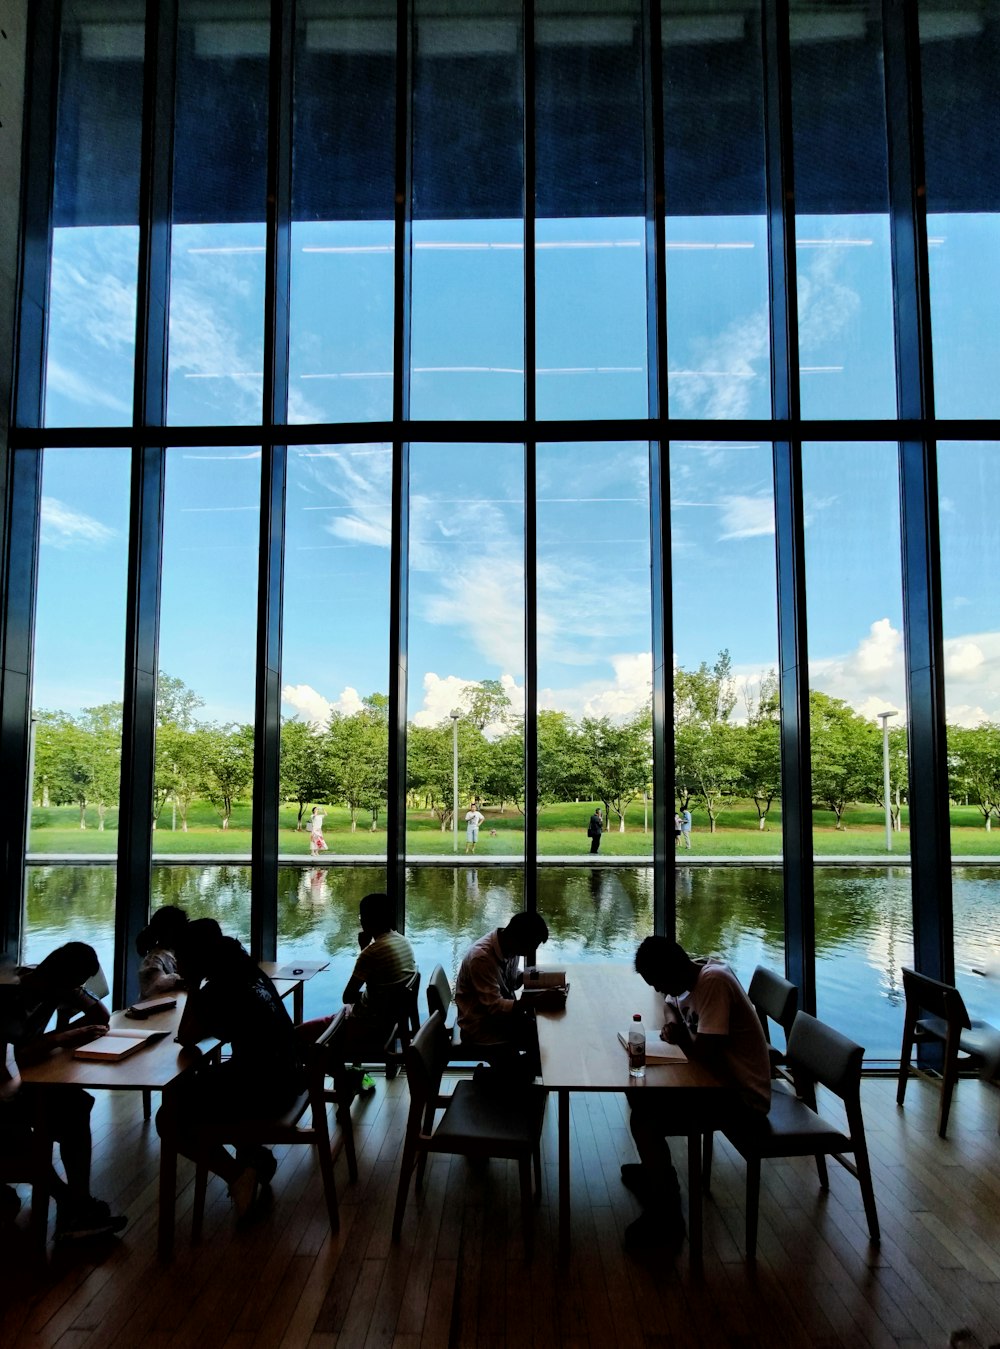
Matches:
[[595, 807, 602, 816], [175, 918, 226, 985], [500, 911, 549, 958], [136, 905, 188, 958], [359, 892, 396, 937], [634, 937, 697, 996], [31, 942, 99, 992]]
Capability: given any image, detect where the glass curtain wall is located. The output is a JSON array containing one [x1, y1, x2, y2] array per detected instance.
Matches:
[[13, 2, 990, 1054]]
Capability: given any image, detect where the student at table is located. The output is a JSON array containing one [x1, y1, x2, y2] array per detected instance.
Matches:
[[165, 919, 306, 1218], [136, 904, 188, 999], [0, 942, 128, 1240], [340, 892, 416, 1090], [625, 937, 771, 1252], [454, 911, 563, 1082]]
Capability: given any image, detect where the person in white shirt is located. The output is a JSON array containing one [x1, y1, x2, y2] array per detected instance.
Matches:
[[308, 806, 328, 856], [464, 804, 485, 853], [622, 937, 771, 1253]]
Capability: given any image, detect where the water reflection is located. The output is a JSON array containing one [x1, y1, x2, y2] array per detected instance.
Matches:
[[21, 862, 1000, 1062]]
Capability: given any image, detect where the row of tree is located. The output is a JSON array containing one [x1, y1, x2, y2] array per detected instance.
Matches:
[[29, 661, 1000, 833]]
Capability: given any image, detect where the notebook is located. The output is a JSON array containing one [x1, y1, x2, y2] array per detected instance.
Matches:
[[74, 1028, 168, 1061]]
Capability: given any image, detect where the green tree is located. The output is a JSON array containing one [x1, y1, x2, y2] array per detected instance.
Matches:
[[479, 724, 525, 814], [323, 709, 389, 832], [461, 678, 513, 732], [741, 671, 782, 830], [809, 690, 879, 829], [949, 723, 1000, 830], [675, 719, 746, 833], [155, 671, 204, 730], [280, 718, 325, 830], [537, 710, 589, 810], [579, 714, 652, 832], [198, 723, 254, 830], [77, 702, 122, 830], [155, 721, 204, 831]]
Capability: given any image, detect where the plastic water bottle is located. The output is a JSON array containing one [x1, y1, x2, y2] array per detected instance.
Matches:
[[628, 1013, 646, 1078]]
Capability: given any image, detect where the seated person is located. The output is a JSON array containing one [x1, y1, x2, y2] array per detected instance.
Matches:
[[341, 893, 417, 1089], [165, 919, 307, 1217], [135, 904, 188, 999], [623, 938, 771, 1252], [454, 911, 562, 1080], [0, 942, 127, 1240]]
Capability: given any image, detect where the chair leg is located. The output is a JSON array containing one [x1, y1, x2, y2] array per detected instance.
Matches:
[[814, 1153, 830, 1189], [938, 1040, 960, 1138], [853, 1136, 880, 1244], [142, 1088, 152, 1121], [315, 1133, 340, 1234], [896, 1017, 915, 1106], [744, 1155, 761, 1264], [392, 1138, 418, 1242], [336, 1100, 358, 1182], [518, 1155, 534, 1257], [702, 1131, 714, 1192], [191, 1159, 209, 1243]]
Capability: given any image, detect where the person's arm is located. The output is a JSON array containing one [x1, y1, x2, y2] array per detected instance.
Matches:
[[342, 946, 370, 1005], [15, 991, 111, 1062], [176, 987, 212, 1047], [469, 951, 519, 1020], [660, 1014, 730, 1074]]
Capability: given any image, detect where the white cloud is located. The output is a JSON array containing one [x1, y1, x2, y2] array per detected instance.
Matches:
[[717, 494, 774, 540], [281, 682, 365, 727], [945, 640, 985, 678], [40, 497, 116, 550], [412, 672, 525, 734], [807, 617, 907, 718], [45, 360, 133, 417], [540, 650, 652, 723]]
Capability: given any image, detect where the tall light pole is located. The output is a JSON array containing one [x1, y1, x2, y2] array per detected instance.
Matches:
[[450, 710, 460, 854], [877, 710, 898, 852]]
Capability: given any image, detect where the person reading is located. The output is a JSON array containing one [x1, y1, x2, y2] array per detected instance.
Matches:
[[340, 892, 416, 1092], [0, 942, 127, 1240], [623, 937, 771, 1252], [454, 911, 562, 1082], [163, 919, 306, 1218]]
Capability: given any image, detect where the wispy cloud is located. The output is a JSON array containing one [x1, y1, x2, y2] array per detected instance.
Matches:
[[717, 494, 775, 540], [41, 497, 116, 550]]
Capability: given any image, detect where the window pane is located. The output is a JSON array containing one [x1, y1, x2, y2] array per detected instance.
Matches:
[[938, 443, 1000, 1010], [290, 1, 396, 423], [803, 442, 911, 1056], [791, 3, 897, 418], [155, 448, 260, 905], [410, 2, 524, 419], [535, 0, 648, 419], [405, 444, 525, 856], [279, 444, 391, 861], [663, 2, 770, 419], [28, 449, 130, 960], [167, 3, 270, 425], [45, 2, 143, 427], [921, 1, 1000, 417], [537, 442, 652, 865], [670, 440, 782, 981]]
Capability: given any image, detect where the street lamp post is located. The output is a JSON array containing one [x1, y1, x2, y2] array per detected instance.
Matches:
[[877, 710, 898, 852], [450, 710, 460, 854]]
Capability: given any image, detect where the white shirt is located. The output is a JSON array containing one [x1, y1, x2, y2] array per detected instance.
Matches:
[[674, 960, 771, 1112]]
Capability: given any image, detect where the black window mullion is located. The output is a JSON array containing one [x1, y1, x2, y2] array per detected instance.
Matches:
[[523, 0, 537, 913], [643, 0, 672, 939], [387, 0, 413, 924], [251, 0, 294, 963], [764, 0, 815, 1012], [883, 0, 952, 985], [0, 0, 59, 960], [113, 0, 176, 1008]]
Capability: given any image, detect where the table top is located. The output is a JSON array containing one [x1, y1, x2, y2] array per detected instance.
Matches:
[[535, 962, 722, 1092], [259, 961, 329, 982], [18, 994, 218, 1092]]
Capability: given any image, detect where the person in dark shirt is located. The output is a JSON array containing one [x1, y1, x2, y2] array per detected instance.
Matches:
[[161, 919, 306, 1218], [1, 942, 127, 1240]]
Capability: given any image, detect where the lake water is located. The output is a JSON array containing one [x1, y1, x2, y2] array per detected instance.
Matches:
[[22, 863, 1000, 1061]]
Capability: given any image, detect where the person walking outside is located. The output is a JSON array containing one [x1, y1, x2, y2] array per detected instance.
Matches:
[[587, 807, 603, 854], [681, 807, 692, 849], [464, 803, 485, 854], [308, 806, 328, 857]]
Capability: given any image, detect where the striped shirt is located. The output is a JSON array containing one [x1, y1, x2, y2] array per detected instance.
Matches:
[[348, 930, 416, 1027]]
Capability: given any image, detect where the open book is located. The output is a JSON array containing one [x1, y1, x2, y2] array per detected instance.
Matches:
[[616, 1031, 686, 1064], [74, 1028, 168, 1061], [522, 967, 567, 989]]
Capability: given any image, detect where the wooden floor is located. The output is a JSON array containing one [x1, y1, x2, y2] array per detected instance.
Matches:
[[2, 1073, 1000, 1348]]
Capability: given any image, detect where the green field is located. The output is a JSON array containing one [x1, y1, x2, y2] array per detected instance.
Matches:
[[24, 798, 1000, 858]]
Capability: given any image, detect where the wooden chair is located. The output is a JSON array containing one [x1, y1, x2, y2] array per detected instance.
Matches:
[[748, 964, 798, 1081], [191, 1011, 350, 1240], [706, 1011, 880, 1264], [896, 966, 1000, 1138], [383, 969, 422, 1079], [0, 1132, 55, 1252], [426, 963, 504, 1066], [391, 1011, 544, 1252]]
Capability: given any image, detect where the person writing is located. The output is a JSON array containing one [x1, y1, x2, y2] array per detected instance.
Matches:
[[622, 937, 771, 1252], [0, 942, 127, 1240], [454, 911, 562, 1082]]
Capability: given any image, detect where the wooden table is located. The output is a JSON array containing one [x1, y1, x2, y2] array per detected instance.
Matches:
[[259, 960, 330, 1024], [18, 996, 220, 1259], [535, 962, 725, 1262]]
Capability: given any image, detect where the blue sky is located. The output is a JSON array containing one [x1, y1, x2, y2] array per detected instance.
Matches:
[[32, 212, 1000, 737]]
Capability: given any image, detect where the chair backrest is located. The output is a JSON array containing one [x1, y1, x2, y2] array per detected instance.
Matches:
[[901, 966, 972, 1033], [427, 964, 452, 1020], [748, 965, 798, 1045], [404, 969, 421, 1037], [787, 1011, 863, 1101], [310, 1008, 348, 1088], [403, 1010, 448, 1125]]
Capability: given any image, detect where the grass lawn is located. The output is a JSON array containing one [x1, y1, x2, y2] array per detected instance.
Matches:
[[24, 798, 1000, 859]]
